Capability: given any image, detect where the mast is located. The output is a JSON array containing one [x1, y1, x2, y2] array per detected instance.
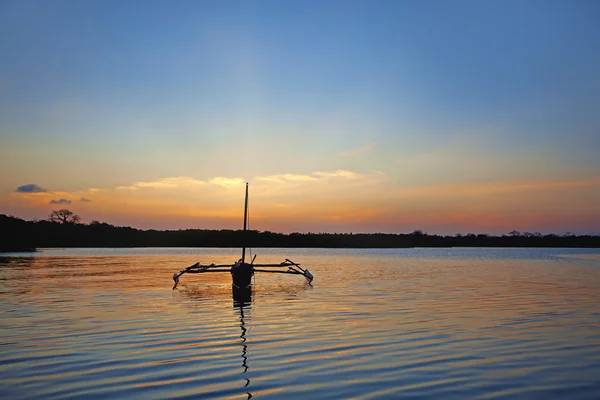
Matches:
[[241, 182, 248, 263]]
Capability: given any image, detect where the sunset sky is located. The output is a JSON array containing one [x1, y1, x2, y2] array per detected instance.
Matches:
[[1, 1, 599, 235]]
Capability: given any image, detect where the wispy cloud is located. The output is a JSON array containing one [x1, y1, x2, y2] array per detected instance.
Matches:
[[117, 177, 208, 190], [314, 170, 362, 179], [209, 177, 245, 187], [255, 173, 318, 184], [49, 198, 72, 205], [115, 176, 247, 190], [392, 177, 600, 199], [256, 170, 382, 184], [16, 184, 46, 193], [7, 171, 597, 234]]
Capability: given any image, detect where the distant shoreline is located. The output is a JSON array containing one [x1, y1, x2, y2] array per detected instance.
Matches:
[[2, 214, 599, 251], [1, 248, 37, 253], [3, 244, 600, 254]]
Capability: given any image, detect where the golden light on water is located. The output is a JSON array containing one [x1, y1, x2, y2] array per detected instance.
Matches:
[[2, 248, 600, 398]]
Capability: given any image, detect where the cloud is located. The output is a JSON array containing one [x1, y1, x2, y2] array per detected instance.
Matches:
[[110, 171, 374, 193], [6, 171, 599, 234], [209, 177, 245, 187], [314, 170, 361, 179], [256, 170, 382, 184], [49, 198, 72, 205], [117, 177, 208, 190], [16, 184, 46, 193], [255, 173, 318, 184]]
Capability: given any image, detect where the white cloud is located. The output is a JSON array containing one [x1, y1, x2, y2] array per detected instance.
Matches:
[[314, 170, 360, 179], [117, 177, 208, 190], [208, 177, 245, 187], [257, 169, 382, 184], [255, 173, 318, 184]]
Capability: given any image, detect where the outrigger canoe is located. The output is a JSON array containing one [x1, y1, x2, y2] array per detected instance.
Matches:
[[172, 183, 313, 290]]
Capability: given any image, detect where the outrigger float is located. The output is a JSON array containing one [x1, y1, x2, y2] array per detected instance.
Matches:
[[172, 183, 314, 290]]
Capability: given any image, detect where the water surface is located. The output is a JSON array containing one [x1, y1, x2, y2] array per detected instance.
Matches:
[[1, 248, 600, 399]]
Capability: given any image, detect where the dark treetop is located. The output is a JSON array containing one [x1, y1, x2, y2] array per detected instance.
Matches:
[[1, 214, 598, 252]]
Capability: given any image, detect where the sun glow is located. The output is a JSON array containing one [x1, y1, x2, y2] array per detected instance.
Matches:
[[5, 171, 599, 234]]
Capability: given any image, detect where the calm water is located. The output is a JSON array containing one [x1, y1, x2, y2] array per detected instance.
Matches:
[[1, 247, 600, 399]]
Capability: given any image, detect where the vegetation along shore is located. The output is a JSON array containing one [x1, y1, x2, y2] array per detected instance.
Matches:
[[1, 211, 598, 252]]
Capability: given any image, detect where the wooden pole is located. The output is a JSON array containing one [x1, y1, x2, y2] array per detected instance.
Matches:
[[242, 182, 248, 263], [253, 269, 304, 274]]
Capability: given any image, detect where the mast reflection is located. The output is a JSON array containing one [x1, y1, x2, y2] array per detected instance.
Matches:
[[233, 287, 253, 399]]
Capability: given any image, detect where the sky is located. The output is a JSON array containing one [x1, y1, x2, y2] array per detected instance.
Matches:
[[1, 0, 599, 235]]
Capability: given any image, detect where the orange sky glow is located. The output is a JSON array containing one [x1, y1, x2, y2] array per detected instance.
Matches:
[[4, 172, 598, 235]]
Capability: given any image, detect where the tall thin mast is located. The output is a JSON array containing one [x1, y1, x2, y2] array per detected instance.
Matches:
[[241, 182, 248, 263]]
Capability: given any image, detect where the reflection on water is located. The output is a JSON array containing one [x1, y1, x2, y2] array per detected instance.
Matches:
[[0, 248, 599, 399], [233, 287, 253, 309], [234, 287, 253, 399]]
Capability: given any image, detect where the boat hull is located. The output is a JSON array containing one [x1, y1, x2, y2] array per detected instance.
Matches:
[[231, 263, 254, 288]]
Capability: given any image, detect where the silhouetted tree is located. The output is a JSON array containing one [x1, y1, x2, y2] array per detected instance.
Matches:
[[49, 209, 81, 224], [2, 213, 599, 251]]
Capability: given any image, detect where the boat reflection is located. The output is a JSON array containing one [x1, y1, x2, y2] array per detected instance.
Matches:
[[233, 287, 253, 399], [233, 286, 252, 308]]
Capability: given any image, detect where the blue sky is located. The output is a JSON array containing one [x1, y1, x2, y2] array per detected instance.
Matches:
[[1, 1, 599, 234]]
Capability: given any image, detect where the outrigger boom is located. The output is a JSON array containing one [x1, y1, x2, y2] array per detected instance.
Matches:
[[172, 258, 313, 289], [172, 183, 314, 290]]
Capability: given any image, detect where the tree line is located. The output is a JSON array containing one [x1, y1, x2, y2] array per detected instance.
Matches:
[[1, 211, 599, 252]]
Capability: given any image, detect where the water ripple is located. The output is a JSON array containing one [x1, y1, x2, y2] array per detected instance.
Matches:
[[1, 249, 600, 398]]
